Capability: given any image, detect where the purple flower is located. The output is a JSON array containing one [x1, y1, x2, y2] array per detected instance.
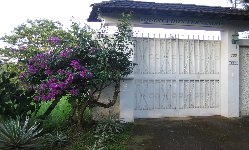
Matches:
[[80, 70, 86, 78], [45, 69, 52, 75], [40, 83, 47, 89], [49, 83, 59, 90], [47, 92, 55, 99], [41, 94, 47, 101], [47, 49, 53, 54], [20, 45, 27, 50], [48, 78, 56, 84], [65, 73, 74, 84], [55, 37, 60, 44], [49, 36, 60, 45], [59, 49, 73, 58], [70, 60, 81, 70], [87, 72, 93, 78], [40, 62, 48, 69], [59, 51, 67, 58], [34, 96, 40, 101], [19, 72, 27, 80], [57, 69, 65, 74], [58, 82, 65, 89], [27, 65, 38, 74], [70, 89, 79, 96]]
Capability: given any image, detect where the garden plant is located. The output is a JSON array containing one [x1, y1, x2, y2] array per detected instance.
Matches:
[[0, 13, 134, 149]]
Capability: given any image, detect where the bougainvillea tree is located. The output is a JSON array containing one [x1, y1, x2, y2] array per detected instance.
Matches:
[[20, 13, 133, 128]]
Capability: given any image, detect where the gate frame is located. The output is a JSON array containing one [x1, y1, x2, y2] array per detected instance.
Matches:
[[88, 1, 249, 122]]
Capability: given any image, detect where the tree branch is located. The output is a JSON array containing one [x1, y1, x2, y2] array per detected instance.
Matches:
[[88, 79, 120, 108]]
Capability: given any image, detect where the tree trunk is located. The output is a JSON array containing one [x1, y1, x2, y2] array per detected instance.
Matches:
[[38, 98, 60, 120], [68, 100, 77, 125], [77, 101, 87, 130]]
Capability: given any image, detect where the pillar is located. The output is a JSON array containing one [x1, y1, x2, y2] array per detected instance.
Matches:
[[220, 27, 240, 117]]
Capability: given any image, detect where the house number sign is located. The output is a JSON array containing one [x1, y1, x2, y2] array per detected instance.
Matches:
[[229, 61, 238, 65]]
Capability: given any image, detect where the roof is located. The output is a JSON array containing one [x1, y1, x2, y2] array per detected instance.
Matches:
[[88, 0, 249, 22]]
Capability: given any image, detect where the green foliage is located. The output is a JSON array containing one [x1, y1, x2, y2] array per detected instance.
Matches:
[[0, 19, 69, 64], [62, 123, 133, 150], [35, 96, 71, 130], [0, 117, 44, 149], [89, 116, 126, 150], [18, 13, 133, 128], [0, 64, 35, 119], [44, 131, 68, 149]]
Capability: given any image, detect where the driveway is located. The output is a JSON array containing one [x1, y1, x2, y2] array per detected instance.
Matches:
[[126, 116, 249, 150]]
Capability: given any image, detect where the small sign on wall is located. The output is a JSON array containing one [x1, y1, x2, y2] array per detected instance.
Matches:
[[231, 54, 237, 58], [229, 61, 238, 65]]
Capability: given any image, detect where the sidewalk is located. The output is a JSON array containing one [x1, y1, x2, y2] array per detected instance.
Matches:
[[126, 116, 249, 150]]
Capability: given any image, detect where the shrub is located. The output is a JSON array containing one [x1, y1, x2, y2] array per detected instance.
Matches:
[[20, 13, 134, 129], [0, 64, 36, 119], [44, 131, 68, 149], [0, 117, 44, 149], [91, 116, 125, 149]]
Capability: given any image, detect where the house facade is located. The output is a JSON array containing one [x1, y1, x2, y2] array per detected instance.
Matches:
[[88, 0, 249, 122]]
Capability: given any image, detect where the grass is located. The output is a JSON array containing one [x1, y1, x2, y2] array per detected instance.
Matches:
[[62, 123, 133, 150], [34, 96, 71, 131], [31, 96, 133, 149]]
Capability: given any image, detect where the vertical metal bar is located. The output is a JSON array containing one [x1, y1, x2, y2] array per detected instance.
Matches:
[[171, 80, 173, 109], [198, 35, 200, 74], [170, 34, 173, 74], [164, 34, 167, 74], [218, 40, 221, 74], [159, 34, 161, 73], [208, 80, 211, 108], [208, 36, 211, 74], [214, 80, 216, 108], [142, 33, 144, 74], [194, 80, 196, 108], [159, 80, 161, 109], [188, 35, 190, 74], [153, 80, 155, 110], [154, 34, 156, 74], [188, 80, 190, 108], [134, 35, 137, 74], [148, 33, 150, 74], [193, 35, 196, 74], [176, 34, 180, 111], [142, 79, 144, 110], [204, 80, 206, 108], [165, 80, 167, 109], [203, 35, 205, 74], [199, 80, 202, 108], [182, 39, 187, 74], [183, 80, 185, 108]]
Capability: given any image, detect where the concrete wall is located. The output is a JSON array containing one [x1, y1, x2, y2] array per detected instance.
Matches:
[[92, 85, 120, 121], [220, 27, 240, 118], [239, 40, 249, 116]]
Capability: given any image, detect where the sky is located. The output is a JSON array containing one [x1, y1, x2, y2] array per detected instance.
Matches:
[[0, 0, 232, 47]]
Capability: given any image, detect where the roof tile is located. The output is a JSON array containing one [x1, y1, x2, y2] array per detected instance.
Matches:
[[88, 0, 249, 22]]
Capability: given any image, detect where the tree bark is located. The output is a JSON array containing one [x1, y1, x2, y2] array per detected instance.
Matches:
[[38, 98, 60, 120], [77, 101, 87, 130], [89, 79, 120, 108]]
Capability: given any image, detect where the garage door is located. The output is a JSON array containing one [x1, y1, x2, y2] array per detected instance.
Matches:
[[133, 34, 221, 118]]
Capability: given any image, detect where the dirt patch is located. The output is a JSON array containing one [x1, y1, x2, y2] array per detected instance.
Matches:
[[126, 116, 249, 150]]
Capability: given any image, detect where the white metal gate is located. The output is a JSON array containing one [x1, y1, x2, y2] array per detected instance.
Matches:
[[133, 34, 221, 118]]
